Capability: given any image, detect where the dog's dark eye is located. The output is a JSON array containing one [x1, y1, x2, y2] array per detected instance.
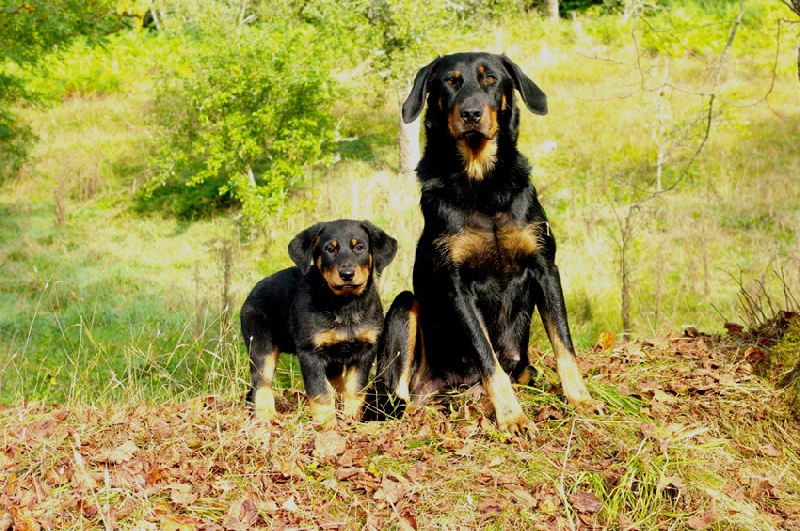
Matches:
[[325, 246, 336, 254], [484, 75, 496, 84], [446, 78, 456, 86], [354, 243, 366, 253]]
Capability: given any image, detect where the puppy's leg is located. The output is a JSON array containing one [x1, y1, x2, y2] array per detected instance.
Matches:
[[366, 291, 418, 420], [298, 351, 337, 429], [242, 308, 280, 421], [337, 358, 372, 420]]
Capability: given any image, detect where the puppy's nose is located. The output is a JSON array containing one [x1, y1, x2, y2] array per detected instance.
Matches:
[[339, 268, 355, 282], [460, 105, 483, 124]]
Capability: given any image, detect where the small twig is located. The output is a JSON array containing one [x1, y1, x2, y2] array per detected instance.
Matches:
[[557, 417, 578, 531]]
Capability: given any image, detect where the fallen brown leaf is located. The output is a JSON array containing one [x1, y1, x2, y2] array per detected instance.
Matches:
[[314, 432, 347, 460], [568, 490, 603, 514], [686, 510, 713, 530], [161, 515, 200, 531]]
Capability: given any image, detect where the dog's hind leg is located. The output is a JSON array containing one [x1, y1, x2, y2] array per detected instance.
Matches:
[[364, 291, 419, 420], [241, 307, 281, 421]]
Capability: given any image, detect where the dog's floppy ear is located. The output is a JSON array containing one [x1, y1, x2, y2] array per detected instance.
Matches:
[[402, 57, 440, 124], [361, 221, 398, 276], [288, 222, 324, 274], [500, 55, 548, 116]]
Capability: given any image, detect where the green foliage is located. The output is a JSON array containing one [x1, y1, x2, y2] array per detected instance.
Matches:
[[0, 101, 35, 180], [0, 1, 130, 182], [22, 31, 157, 100], [143, 25, 339, 227]]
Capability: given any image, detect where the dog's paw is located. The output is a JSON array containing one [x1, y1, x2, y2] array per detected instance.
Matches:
[[495, 409, 539, 439], [253, 405, 278, 423], [570, 396, 605, 416], [310, 404, 338, 430], [317, 415, 338, 430]]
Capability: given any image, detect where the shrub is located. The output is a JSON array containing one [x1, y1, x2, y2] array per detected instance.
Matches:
[[144, 24, 338, 229]]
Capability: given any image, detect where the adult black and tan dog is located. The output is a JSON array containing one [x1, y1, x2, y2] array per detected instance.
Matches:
[[241, 219, 397, 428], [375, 52, 595, 434]]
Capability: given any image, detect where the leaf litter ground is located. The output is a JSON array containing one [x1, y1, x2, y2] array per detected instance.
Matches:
[[2, 326, 799, 530]]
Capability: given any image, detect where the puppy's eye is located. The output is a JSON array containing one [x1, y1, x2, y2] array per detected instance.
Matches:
[[484, 75, 496, 84], [446, 78, 456, 86], [325, 246, 336, 254], [354, 243, 366, 252]]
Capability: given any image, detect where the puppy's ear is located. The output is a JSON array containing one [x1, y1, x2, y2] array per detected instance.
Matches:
[[361, 221, 398, 276], [500, 55, 548, 116], [402, 57, 440, 124], [288, 223, 324, 274]]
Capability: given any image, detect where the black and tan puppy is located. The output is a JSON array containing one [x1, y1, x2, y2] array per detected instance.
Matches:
[[241, 219, 397, 428], [374, 52, 596, 434]]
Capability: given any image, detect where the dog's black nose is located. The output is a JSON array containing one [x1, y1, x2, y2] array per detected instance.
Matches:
[[460, 106, 483, 124], [339, 268, 355, 282]]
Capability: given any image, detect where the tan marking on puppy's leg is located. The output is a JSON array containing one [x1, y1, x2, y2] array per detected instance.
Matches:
[[253, 347, 279, 421], [308, 397, 337, 429], [338, 365, 367, 420], [308, 379, 337, 429]]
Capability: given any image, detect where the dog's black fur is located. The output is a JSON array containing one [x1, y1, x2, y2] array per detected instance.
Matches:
[[374, 52, 594, 433], [241, 219, 397, 427]]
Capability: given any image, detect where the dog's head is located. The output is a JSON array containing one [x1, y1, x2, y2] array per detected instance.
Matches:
[[402, 52, 547, 180], [288, 219, 398, 296]]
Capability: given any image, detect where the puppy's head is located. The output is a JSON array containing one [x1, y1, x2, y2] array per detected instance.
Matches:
[[402, 53, 548, 179], [288, 220, 398, 296]]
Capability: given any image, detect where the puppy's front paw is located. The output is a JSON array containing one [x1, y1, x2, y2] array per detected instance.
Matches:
[[309, 399, 337, 430], [253, 387, 278, 422]]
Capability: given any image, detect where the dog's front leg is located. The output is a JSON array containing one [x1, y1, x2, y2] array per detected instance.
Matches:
[[336, 354, 374, 421], [298, 351, 337, 429], [536, 263, 595, 409], [450, 282, 535, 435]]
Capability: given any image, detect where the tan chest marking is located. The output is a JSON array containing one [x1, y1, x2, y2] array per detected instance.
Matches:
[[435, 213, 543, 269], [313, 327, 380, 349]]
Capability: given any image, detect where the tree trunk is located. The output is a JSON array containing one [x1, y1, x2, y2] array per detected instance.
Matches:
[[621, 238, 631, 336], [546, 0, 559, 20], [398, 112, 421, 177], [148, 0, 161, 32]]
